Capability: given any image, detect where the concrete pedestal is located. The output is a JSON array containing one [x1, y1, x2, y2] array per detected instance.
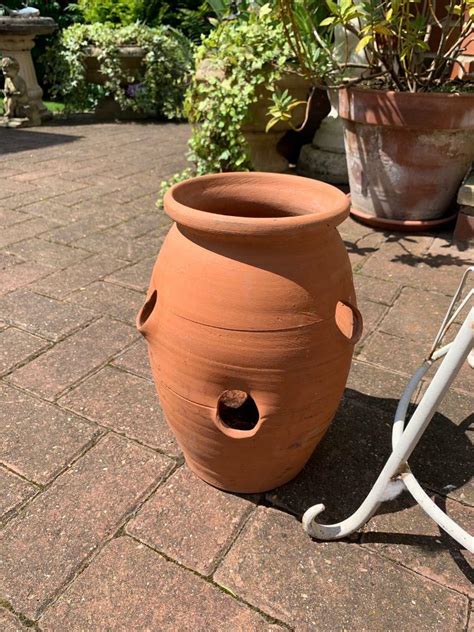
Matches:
[[0, 17, 57, 123], [297, 101, 348, 185]]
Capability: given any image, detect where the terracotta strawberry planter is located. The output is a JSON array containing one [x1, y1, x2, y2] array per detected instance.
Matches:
[[137, 172, 361, 492], [339, 87, 474, 230]]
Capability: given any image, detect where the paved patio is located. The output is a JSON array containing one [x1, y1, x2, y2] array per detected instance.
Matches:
[[0, 121, 472, 631]]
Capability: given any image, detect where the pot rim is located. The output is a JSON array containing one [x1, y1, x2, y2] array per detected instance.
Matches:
[[338, 86, 474, 130], [164, 172, 350, 237]]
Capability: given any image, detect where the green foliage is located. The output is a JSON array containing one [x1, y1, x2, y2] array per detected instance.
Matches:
[[266, 88, 306, 132], [42, 23, 194, 116], [152, 2, 214, 42], [77, 0, 145, 25], [206, 0, 269, 20], [279, 0, 474, 92], [159, 3, 296, 199], [76, 0, 213, 40]]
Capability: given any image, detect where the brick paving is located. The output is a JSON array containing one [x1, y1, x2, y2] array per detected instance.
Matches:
[[0, 121, 472, 630]]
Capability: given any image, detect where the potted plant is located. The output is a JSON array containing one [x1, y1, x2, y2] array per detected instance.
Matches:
[[160, 1, 327, 194], [43, 23, 193, 120], [278, 0, 474, 230]]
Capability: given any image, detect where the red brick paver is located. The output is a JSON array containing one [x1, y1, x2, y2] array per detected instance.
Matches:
[[361, 495, 473, 597], [59, 365, 180, 456], [8, 317, 137, 400], [0, 121, 471, 630], [127, 466, 257, 575], [214, 507, 469, 631], [0, 467, 37, 521], [0, 434, 173, 619], [0, 607, 29, 632], [40, 537, 282, 631], [0, 288, 94, 341], [0, 382, 100, 484]]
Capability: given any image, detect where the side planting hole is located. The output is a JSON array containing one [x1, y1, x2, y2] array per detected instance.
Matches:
[[217, 390, 259, 432], [138, 289, 157, 329], [335, 300, 363, 344]]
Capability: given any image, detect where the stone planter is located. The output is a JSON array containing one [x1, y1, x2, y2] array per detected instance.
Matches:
[[242, 73, 313, 172], [195, 61, 314, 172], [137, 172, 361, 493], [83, 45, 147, 120], [0, 16, 57, 123], [339, 87, 474, 230]]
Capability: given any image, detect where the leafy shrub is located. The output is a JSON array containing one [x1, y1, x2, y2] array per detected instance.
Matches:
[[158, 3, 298, 200], [77, 0, 145, 25], [43, 23, 194, 117], [76, 0, 213, 40]]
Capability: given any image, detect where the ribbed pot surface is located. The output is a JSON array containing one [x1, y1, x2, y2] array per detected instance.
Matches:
[[138, 172, 360, 492]]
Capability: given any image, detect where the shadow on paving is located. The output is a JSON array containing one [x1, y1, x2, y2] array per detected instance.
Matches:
[[389, 251, 469, 269], [0, 128, 83, 155], [264, 388, 471, 572], [384, 232, 469, 267], [268, 388, 471, 520]]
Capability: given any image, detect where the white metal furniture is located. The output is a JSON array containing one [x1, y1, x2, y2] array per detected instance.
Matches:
[[303, 266, 474, 553]]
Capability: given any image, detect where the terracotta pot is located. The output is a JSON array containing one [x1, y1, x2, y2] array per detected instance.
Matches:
[[338, 87, 474, 229], [137, 172, 361, 493]]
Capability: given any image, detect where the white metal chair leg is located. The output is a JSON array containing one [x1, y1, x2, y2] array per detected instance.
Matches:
[[303, 268, 474, 552]]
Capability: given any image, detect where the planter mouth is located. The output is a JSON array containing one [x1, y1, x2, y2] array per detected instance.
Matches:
[[164, 172, 349, 237], [338, 87, 474, 130]]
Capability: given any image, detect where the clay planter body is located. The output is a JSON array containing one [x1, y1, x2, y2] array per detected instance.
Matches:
[[338, 87, 474, 229], [137, 172, 361, 493]]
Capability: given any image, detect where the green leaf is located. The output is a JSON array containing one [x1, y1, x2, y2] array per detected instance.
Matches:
[[355, 34, 373, 53], [326, 0, 340, 15], [320, 16, 336, 26], [265, 117, 280, 133], [259, 3, 273, 18]]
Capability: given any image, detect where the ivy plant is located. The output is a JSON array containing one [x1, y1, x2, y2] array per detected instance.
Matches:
[[159, 3, 300, 201], [43, 23, 194, 118]]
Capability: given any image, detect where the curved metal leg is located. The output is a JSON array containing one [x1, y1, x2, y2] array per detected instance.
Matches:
[[391, 328, 473, 552], [303, 269, 474, 551]]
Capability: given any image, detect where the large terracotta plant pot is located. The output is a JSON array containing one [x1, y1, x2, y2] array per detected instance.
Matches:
[[339, 87, 474, 230], [137, 172, 362, 493]]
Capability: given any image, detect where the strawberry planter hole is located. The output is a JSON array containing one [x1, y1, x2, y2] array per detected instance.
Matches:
[[217, 390, 259, 432]]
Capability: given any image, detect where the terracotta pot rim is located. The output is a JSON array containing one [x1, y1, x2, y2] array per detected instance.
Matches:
[[338, 86, 474, 129], [164, 172, 350, 236]]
